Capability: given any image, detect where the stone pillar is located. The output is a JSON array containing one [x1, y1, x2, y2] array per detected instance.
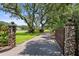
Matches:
[[8, 22, 16, 48], [64, 19, 76, 56]]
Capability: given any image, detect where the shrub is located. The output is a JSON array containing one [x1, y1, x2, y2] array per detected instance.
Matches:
[[0, 25, 8, 46]]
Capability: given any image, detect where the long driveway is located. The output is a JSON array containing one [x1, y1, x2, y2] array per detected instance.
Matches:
[[0, 33, 63, 56]]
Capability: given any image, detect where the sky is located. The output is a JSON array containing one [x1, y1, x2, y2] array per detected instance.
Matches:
[[0, 11, 27, 26]]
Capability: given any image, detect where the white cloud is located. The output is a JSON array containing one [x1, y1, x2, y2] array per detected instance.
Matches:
[[0, 18, 27, 26]]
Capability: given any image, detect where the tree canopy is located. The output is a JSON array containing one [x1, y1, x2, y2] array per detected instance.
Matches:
[[0, 3, 79, 32]]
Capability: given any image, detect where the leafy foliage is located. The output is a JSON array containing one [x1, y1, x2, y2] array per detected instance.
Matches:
[[0, 25, 8, 46], [0, 3, 79, 33]]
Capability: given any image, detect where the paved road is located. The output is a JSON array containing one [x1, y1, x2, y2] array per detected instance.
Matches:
[[0, 33, 63, 56]]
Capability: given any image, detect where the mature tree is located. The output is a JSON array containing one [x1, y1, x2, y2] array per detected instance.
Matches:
[[0, 3, 73, 33], [24, 3, 38, 32], [0, 3, 38, 33], [46, 4, 72, 32], [35, 4, 51, 32]]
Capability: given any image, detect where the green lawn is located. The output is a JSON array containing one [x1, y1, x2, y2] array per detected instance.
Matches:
[[16, 31, 40, 44], [0, 29, 49, 45]]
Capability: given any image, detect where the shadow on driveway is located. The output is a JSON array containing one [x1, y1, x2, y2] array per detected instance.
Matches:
[[19, 35, 63, 56]]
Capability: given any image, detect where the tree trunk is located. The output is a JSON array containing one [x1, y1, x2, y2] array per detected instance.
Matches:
[[39, 28, 44, 32], [39, 25, 44, 32], [28, 27, 35, 33]]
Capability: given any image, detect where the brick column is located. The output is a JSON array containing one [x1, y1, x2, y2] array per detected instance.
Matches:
[[8, 22, 16, 48], [64, 19, 76, 56]]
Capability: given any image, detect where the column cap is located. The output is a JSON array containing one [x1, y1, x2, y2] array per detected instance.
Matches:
[[65, 19, 75, 26], [9, 22, 16, 27]]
